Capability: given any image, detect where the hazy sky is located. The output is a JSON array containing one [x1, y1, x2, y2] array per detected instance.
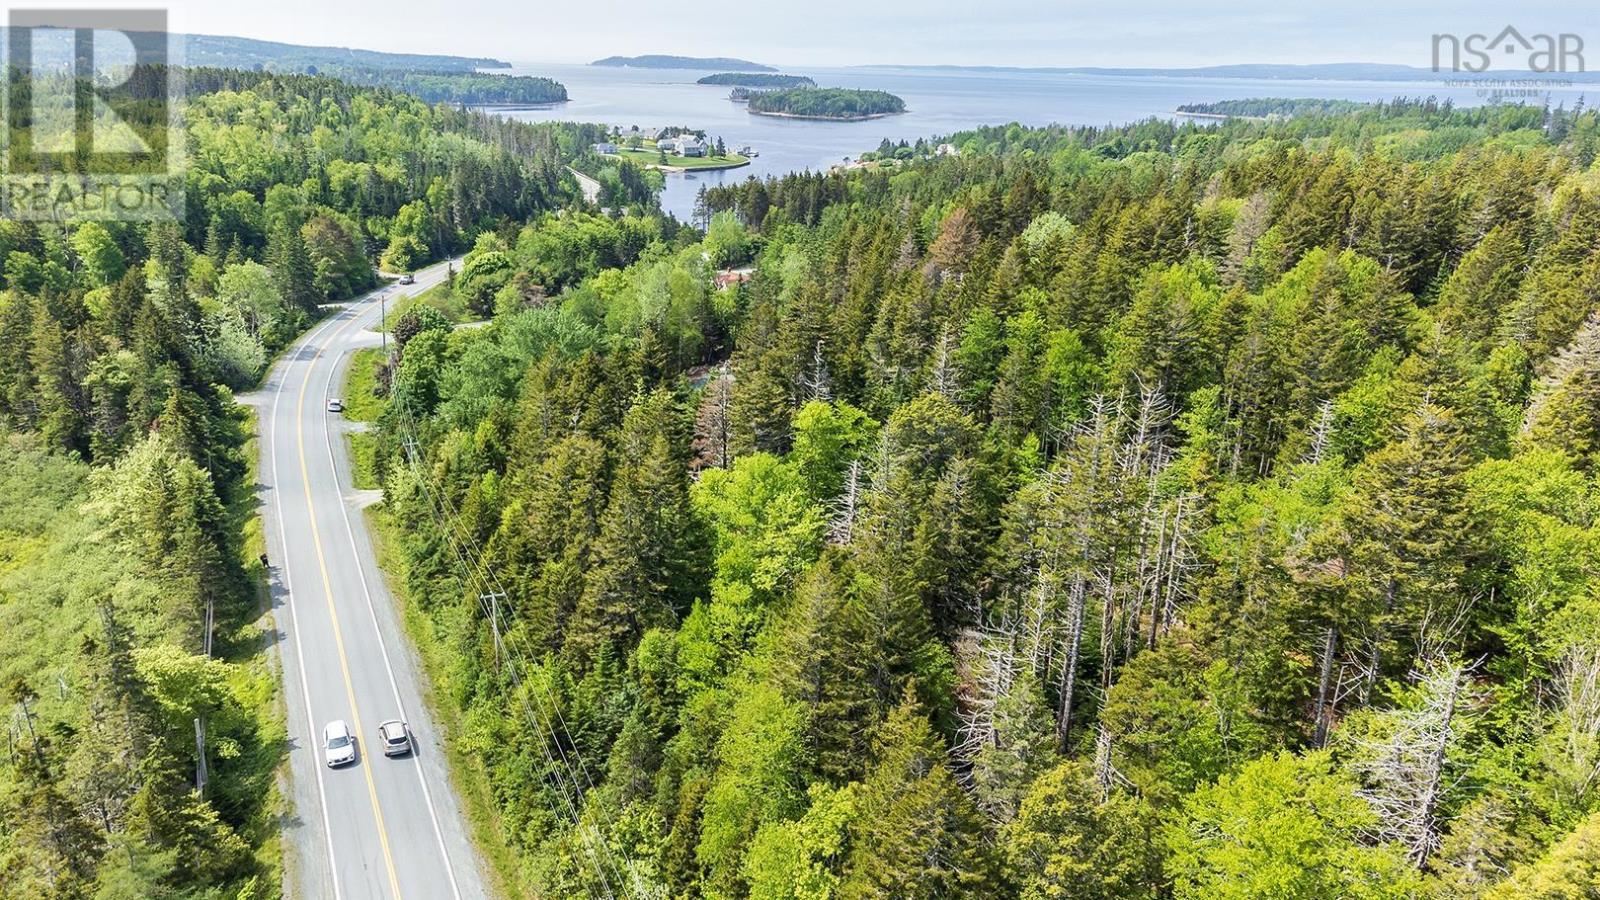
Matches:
[[165, 1, 1592, 69]]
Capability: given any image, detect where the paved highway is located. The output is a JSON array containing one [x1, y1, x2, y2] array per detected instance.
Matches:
[[254, 260, 490, 900]]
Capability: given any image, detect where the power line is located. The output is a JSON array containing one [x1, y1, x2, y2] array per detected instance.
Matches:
[[394, 426, 622, 900], [392, 406, 635, 899]]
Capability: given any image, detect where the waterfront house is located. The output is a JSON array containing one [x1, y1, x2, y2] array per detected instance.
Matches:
[[678, 138, 707, 157], [714, 267, 755, 290]]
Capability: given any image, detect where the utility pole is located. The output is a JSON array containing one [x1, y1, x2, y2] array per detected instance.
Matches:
[[195, 718, 208, 794], [196, 596, 213, 795], [482, 592, 507, 667]]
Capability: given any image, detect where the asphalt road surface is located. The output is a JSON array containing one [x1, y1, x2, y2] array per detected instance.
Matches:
[[254, 261, 490, 900]]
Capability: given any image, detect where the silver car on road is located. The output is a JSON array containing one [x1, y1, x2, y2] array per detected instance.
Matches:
[[378, 719, 412, 757]]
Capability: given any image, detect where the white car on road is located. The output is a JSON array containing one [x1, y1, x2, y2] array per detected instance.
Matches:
[[323, 719, 357, 767], [326, 398, 343, 413]]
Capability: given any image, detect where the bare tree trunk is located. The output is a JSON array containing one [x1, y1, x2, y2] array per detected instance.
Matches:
[[1056, 577, 1087, 750], [1099, 571, 1117, 695], [828, 459, 862, 545], [1313, 626, 1339, 748], [1412, 670, 1463, 869], [1093, 724, 1116, 800], [1361, 578, 1397, 707], [1159, 498, 1188, 643], [1354, 658, 1471, 869]]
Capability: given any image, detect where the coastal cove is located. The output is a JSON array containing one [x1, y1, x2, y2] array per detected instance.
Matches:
[[496, 61, 1594, 221]]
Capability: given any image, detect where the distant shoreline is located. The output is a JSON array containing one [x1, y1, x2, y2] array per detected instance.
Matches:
[[591, 54, 776, 72], [1172, 110, 1269, 122], [748, 109, 905, 122], [474, 101, 570, 112], [647, 159, 752, 174]]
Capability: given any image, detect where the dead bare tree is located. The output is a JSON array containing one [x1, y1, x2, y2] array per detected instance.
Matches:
[[827, 459, 863, 546], [1313, 626, 1340, 748], [1091, 721, 1132, 800], [1548, 641, 1600, 804], [1057, 574, 1090, 748], [691, 366, 734, 470], [928, 326, 960, 399], [956, 633, 1013, 760], [799, 339, 833, 403], [1305, 398, 1336, 465], [1351, 657, 1475, 868]]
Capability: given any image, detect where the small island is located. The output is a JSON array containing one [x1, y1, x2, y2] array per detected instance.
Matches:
[[745, 87, 906, 121], [591, 54, 775, 71], [697, 72, 816, 88]]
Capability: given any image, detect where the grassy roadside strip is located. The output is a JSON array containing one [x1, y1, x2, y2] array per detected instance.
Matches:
[[365, 504, 528, 900], [380, 282, 471, 332], [340, 345, 527, 900], [228, 402, 290, 899], [342, 348, 386, 490]]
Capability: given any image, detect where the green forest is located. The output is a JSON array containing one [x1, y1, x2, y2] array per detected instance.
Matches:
[[327, 69, 569, 106], [1176, 98, 1373, 118], [352, 97, 1600, 899], [0, 68, 601, 898], [181, 33, 510, 73], [746, 88, 907, 120], [10, 50, 1600, 900]]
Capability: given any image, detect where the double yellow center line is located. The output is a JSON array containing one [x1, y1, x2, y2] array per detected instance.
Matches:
[[293, 295, 404, 899]]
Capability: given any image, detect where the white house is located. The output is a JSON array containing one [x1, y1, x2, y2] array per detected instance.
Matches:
[[678, 138, 707, 157], [592, 142, 619, 154]]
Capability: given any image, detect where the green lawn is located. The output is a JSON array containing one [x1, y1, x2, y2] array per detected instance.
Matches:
[[379, 282, 471, 332], [616, 143, 749, 169]]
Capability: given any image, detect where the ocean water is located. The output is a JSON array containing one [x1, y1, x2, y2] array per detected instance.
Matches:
[[496, 61, 1592, 221]]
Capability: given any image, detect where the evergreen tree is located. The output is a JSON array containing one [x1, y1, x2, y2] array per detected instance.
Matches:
[[1004, 761, 1163, 900], [567, 391, 703, 667], [267, 221, 318, 315], [838, 692, 998, 899]]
